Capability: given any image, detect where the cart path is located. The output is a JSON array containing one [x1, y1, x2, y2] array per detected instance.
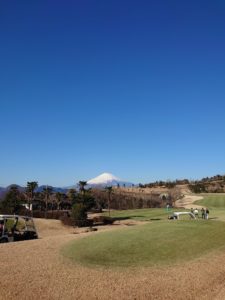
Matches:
[[175, 194, 204, 209]]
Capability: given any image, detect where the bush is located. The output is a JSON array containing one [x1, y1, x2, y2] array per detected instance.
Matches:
[[71, 203, 88, 227], [189, 184, 207, 193]]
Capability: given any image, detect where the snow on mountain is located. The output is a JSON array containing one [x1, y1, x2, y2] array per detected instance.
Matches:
[[87, 172, 133, 187]]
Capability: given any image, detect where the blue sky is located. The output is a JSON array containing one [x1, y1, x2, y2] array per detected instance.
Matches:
[[0, 0, 225, 186]]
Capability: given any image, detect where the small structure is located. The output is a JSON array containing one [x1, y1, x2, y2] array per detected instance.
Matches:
[[0, 215, 38, 243]]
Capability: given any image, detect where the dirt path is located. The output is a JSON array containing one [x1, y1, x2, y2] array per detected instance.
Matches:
[[1, 218, 225, 300], [175, 194, 204, 209]]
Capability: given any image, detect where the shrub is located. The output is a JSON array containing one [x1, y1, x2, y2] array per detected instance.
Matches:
[[189, 184, 207, 193], [71, 203, 88, 227]]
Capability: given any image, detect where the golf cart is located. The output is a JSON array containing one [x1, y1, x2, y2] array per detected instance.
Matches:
[[0, 215, 38, 243], [168, 212, 196, 220]]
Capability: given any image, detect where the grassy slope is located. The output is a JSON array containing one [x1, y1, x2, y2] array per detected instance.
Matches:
[[103, 208, 186, 221], [63, 220, 225, 268], [194, 193, 225, 221], [195, 193, 225, 208]]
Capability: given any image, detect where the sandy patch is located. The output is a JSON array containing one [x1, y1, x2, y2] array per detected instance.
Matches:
[[175, 194, 204, 209]]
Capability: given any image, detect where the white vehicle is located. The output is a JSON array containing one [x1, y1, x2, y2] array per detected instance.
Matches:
[[168, 212, 196, 220], [0, 215, 38, 243]]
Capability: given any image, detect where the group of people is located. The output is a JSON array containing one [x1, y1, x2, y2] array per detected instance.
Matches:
[[190, 207, 209, 219]]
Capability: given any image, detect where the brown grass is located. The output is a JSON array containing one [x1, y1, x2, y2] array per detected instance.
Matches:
[[0, 218, 225, 299]]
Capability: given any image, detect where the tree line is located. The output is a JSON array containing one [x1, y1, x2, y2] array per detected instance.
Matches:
[[0, 181, 95, 215]]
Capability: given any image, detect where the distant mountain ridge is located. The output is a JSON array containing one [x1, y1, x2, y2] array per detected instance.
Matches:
[[1, 173, 225, 199], [0, 173, 133, 198], [0, 185, 26, 199], [0, 185, 68, 199], [36, 186, 68, 193]]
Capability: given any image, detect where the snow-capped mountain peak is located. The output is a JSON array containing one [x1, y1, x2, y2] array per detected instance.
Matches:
[[87, 173, 121, 185]]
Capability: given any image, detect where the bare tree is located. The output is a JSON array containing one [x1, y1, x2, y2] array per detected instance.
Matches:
[[105, 186, 113, 216]]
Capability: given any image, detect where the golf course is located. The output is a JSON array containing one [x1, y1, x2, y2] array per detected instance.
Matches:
[[1, 193, 225, 299], [63, 194, 225, 269]]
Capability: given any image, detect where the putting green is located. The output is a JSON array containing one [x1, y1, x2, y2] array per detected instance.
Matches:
[[63, 220, 225, 268]]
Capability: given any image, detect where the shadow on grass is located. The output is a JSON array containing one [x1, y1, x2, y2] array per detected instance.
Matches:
[[111, 216, 131, 221], [112, 216, 145, 221]]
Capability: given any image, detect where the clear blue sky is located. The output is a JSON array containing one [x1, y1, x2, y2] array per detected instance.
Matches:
[[0, 0, 225, 187]]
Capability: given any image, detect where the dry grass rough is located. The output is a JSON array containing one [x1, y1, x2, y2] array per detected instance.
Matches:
[[1, 218, 225, 299]]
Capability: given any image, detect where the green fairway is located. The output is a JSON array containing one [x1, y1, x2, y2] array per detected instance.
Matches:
[[103, 208, 185, 221], [194, 194, 225, 221], [195, 193, 225, 208], [63, 220, 225, 268]]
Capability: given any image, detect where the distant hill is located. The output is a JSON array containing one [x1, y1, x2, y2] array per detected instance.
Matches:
[[0, 187, 6, 199], [143, 174, 225, 193], [0, 185, 69, 200], [0, 184, 25, 199], [36, 186, 68, 194]]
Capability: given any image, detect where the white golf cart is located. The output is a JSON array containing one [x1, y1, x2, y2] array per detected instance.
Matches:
[[0, 215, 38, 243], [168, 212, 196, 220]]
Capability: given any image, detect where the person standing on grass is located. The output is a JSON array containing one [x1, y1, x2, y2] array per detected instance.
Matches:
[[205, 208, 209, 220], [194, 208, 199, 218], [201, 208, 205, 219]]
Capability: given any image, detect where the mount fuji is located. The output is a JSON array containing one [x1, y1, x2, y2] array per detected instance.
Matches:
[[87, 173, 133, 188]]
